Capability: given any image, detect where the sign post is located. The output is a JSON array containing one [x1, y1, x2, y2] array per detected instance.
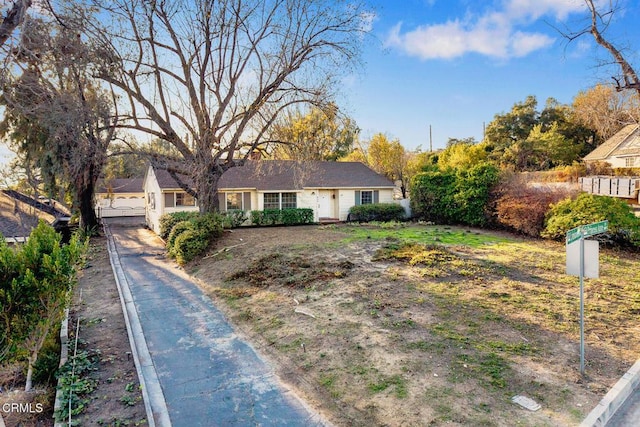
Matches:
[[566, 220, 608, 375]]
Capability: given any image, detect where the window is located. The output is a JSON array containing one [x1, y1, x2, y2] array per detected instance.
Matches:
[[148, 193, 156, 209], [626, 157, 637, 167], [263, 192, 297, 209], [360, 190, 373, 205], [356, 190, 379, 205], [264, 193, 280, 209], [281, 192, 297, 209], [226, 192, 243, 210], [176, 192, 196, 206]]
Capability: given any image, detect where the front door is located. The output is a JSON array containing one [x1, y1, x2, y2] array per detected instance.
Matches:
[[318, 190, 333, 218]]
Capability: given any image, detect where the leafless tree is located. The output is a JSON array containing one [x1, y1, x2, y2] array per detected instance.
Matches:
[[87, 0, 370, 213], [0, 0, 32, 49], [562, 0, 640, 96]]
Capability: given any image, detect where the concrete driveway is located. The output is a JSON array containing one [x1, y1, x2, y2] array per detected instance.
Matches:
[[103, 218, 328, 427]]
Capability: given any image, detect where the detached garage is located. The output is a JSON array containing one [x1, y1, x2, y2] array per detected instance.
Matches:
[[95, 178, 145, 218]]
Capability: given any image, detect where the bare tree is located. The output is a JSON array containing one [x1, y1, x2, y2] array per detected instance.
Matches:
[[87, 0, 370, 213], [0, 0, 32, 49], [563, 0, 640, 96]]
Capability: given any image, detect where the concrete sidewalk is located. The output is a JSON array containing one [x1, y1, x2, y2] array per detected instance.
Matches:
[[104, 220, 328, 427]]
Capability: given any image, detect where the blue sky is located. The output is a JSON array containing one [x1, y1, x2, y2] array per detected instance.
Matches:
[[1, 0, 638, 166], [342, 0, 640, 151]]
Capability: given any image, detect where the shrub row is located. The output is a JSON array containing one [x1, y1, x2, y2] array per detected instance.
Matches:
[[250, 208, 314, 226], [348, 203, 406, 222]]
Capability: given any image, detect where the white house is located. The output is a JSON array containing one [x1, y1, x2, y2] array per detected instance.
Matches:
[[95, 178, 145, 218], [143, 160, 396, 234], [580, 124, 640, 204], [583, 124, 640, 168]]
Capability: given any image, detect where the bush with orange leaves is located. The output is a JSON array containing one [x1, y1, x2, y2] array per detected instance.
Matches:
[[494, 174, 579, 237]]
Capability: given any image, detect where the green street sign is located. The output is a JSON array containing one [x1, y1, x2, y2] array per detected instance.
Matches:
[[566, 227, 581, 245], [566, 220, 609, 244], [581, 220, 609, 238]]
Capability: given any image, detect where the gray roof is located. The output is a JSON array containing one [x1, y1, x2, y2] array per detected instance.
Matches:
[[152, 161, 394, 191], [0, 190, 70, 239], [97, 178, 144, 194]]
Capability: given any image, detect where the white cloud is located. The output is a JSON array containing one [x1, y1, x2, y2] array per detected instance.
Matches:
[[385, 0, 586, 60], [506, 0, 586, 21]]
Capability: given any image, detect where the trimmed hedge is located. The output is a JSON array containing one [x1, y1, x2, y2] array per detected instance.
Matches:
[[161, 212, 224, 264], [173, 228, 211, 265], [159, 211, 199, 239], [250, 208, 314, 226], [348, 203, 406, 222], [166, 221, 194, 255], [221, 210, 247, 228], [410, 162, 499, 226]]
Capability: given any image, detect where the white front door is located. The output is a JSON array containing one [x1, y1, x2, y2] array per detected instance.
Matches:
[[318, 190, 333, 218]]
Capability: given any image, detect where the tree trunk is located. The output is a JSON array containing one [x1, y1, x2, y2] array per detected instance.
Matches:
[[76, 164, 101, 232], [25, 353, 36, 392], [196, 168, 223, 214]]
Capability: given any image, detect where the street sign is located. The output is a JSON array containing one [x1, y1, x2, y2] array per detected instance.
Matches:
[[564, 219, 608, 376], [581, 220, 609, 238], [566, 227, 581, 245], [566, 220, 608, 244]]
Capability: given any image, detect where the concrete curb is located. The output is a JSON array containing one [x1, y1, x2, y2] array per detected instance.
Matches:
[[52, 308, 69, 427], [104, 223, 172, 427], [581, 358, 640, 426]]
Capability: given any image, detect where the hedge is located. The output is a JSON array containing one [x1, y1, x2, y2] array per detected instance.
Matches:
[[542, 193, 640, 247], [250, 208, 314, 226], [159, 211, 200, 239], [173, 228, 211, 265], [161, 212, 224, 264], [221, 210, 247, 228], [348, 203, 406, 222], [166, 221, 194, 255], [410, 162, 499, 226]]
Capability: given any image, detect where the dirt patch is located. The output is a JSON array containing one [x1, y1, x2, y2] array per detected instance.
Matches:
[[187, 223, 640, 426], [62, 236, 147, 426]]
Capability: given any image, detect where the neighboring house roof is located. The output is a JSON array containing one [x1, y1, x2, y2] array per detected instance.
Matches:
[[0, 190, 71, 240], [583, 124, 640, 162], [151, 161, 395, 191], [97, 178, 144, 194]]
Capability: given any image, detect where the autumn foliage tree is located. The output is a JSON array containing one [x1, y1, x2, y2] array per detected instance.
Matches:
[[269, 104, 359, 161], [572, 84, 640, 140]]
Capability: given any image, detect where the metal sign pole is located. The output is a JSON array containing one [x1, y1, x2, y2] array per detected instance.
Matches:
[[579, 231, 585, 376]]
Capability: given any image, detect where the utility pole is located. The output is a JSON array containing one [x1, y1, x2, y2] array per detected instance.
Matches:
[[429, 125, 433, 152]]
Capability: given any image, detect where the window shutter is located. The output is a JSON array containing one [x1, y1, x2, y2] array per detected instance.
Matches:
[[218, 193, 226, 211], [164, 193, 175, 208], [373, 190, 379, 203], [243, 192, 252, 210], [355, 190, 361, 206]]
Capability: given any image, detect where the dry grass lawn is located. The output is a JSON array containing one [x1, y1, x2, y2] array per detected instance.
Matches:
[[187, 223, 640, 427]]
